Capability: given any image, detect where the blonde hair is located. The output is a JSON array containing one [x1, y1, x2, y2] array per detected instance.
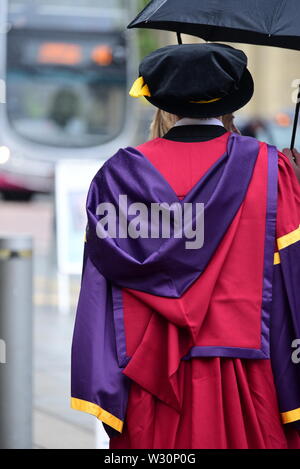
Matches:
[[149, 110, 237, 139], [149, 109, 179, 139]]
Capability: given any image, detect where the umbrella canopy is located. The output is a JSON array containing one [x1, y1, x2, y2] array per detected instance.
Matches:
[[128, 0, 300, 50], [129, 0, 300, 149]]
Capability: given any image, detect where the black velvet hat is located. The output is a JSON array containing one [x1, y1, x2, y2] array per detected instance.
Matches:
[[129, 43, 254, 118]]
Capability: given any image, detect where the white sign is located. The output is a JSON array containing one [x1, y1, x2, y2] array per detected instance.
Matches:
[[55, 159, 102, 275]]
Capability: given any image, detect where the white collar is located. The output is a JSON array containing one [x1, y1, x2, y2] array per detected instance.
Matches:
[[174, 117, 224, 127]]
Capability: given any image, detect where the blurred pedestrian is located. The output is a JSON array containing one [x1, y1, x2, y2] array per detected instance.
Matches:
[[71, 43, 300, 449], [240, 118, 268, 139]]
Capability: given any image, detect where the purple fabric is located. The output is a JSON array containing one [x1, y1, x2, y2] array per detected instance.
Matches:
[[184, 144, 278, 360], [271, 242, 300, 423], [87, 133, 260, 298], [183, 346, 269, 360], [111, 285, 131, 368], [110, 144, 279, 362], [280, 243, 300, 339], [260, 144, 278, 356], [73, 133, 297, 439], [71, 249, 130, 438]]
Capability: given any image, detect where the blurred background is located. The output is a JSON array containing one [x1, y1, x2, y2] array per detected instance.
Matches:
[[0, 0, 299, 449]]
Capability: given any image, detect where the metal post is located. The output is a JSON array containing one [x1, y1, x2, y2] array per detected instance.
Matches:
[[0, 236, 33, 449]]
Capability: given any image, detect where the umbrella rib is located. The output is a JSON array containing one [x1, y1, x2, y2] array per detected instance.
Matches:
[[268, 0, 287, 36]]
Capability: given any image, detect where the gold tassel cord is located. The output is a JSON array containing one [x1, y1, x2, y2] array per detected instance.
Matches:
[[129, 76, 222, 104], [190, 97, 222, 104]]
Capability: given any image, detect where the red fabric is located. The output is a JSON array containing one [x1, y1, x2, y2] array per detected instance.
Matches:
[[110, 134, 300, 449], [112, 358, 300, 449], [138, 133, 231, 199], [123, 137, 268, 353], [138, 137, 300, 239], [111, 358, 300, 449]]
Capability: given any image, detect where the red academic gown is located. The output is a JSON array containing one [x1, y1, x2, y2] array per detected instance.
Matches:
[[110, 129, 300, 450]]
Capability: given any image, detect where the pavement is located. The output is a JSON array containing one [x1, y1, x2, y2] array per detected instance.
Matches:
[[0, 197, 109, 449]]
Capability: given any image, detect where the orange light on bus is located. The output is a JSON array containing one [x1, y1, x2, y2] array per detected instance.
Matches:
[[91, 45, 113, 66], [38, 43, 82, 65]]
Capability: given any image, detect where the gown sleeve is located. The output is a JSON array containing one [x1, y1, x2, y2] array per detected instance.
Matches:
[[271, 151, 300, 429], [71, 234, 130, 438]]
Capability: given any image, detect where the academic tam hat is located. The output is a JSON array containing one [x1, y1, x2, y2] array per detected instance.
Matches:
[[129, 43, 254, 118]]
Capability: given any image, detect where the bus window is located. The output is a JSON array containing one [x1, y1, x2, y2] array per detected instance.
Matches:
[[6, 0, 129, 148]]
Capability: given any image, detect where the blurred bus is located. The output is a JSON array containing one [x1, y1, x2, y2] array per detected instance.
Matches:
[[0, 0, 139, 200]]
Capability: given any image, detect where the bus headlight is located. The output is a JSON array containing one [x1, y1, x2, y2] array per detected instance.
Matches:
[[0, 146, 10, 165]]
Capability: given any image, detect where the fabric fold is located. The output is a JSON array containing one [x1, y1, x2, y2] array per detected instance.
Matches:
[[71, 132, 300, 445]]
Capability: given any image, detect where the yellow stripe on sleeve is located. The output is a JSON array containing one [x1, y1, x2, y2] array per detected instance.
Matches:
[[277, 225, 300, 251], [281, 407, 300, 425], [71, 397, 123, 433], [274, 252, 281, 265]]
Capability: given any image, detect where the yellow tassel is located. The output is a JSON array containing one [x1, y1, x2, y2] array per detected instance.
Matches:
[[129, 76, 151, 98]]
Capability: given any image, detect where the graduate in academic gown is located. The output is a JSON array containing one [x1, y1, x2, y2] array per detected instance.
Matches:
[[71, 43, 300, 449]]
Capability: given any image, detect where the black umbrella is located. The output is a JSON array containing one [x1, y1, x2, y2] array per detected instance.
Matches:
[[128, 0, 300, 149]]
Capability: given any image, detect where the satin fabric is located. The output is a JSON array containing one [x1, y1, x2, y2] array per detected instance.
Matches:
[[111, 358, 300, 449], [86, 133, 260, 298], [71, 129, 300, 447], [110, 132, 300, 449]]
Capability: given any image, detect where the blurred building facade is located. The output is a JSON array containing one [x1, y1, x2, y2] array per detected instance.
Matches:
[[237, 44, 299, 117]]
